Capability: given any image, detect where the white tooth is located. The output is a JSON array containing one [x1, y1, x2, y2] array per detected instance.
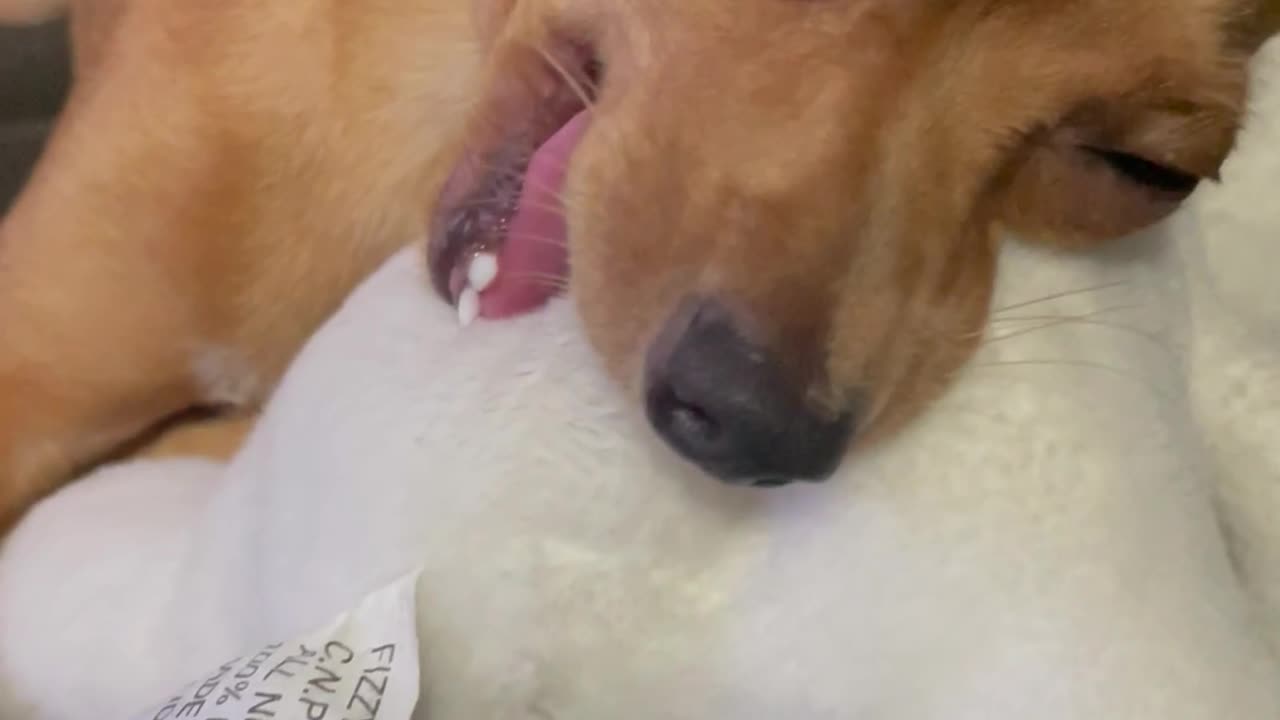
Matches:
[[457, 287, 480, 327], [467, 252, 499, 292]]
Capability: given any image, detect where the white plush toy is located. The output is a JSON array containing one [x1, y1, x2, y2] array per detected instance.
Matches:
[[1, 39, 1278, 720]]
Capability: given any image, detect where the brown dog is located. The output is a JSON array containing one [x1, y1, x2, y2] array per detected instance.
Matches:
[[0, 0, 1276, 532]]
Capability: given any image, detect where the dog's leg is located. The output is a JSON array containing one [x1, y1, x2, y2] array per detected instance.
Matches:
[[134, 414, 258, 463], [0, 19, 254, 532], [0, 1, 445, 533], [0, 141, 218, 531], [0, 264, 211, 534]]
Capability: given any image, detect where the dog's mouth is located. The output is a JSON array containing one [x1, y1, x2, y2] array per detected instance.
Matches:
[[427, 44, 601, 325]]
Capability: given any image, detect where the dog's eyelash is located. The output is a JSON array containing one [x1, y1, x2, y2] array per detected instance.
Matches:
[[1085, 147, 1200, 195]]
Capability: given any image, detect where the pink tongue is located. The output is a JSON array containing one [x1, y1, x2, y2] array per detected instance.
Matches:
[[478, 110, 591, 318]]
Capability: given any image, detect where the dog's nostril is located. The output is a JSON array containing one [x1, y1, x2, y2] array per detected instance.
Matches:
[[644, 298, 854, 486], [651, 381, 731, 458], [668, 399, 719, 446]]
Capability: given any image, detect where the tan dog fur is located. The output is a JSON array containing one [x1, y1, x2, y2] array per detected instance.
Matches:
[[0, 0, 1276, 533]]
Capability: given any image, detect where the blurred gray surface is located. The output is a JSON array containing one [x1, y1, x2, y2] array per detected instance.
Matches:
[[0, 18, 70, 214]]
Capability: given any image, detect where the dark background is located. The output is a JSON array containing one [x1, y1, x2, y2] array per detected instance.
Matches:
[[0, 18, 70, 214]]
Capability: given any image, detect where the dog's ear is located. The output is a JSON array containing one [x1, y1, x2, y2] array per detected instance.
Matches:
[[1265, 0, 1280, 38], [1235, 0, 1280, 52], [472, 0, 519, 49]]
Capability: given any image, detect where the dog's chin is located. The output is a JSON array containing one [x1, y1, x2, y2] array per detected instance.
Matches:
[[425, 43, 603, 325]]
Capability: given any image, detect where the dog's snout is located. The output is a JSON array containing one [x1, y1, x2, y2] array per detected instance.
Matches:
[[644, 299, 854, 486]]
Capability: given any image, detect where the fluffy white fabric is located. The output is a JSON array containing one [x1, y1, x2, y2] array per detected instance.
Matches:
[[2, 42, 1279, 720]]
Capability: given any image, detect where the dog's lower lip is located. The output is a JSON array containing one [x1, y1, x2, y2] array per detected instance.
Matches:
[[428, 110, 590, 320], [428, 177, 516, 303], [426, 47, 602, 317]]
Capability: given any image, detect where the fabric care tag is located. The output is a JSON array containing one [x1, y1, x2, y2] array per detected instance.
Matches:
[[133, 571, 422, 720]]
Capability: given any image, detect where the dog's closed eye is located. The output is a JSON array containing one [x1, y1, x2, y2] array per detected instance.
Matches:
[[1083, 147, 1200, 197], [995, 106, 1234, 248]]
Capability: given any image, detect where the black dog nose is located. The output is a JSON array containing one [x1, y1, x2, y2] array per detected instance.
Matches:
[[644, 299, 854, 486]]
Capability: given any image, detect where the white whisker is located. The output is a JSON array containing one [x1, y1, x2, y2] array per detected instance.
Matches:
[[990, 281, 1131, 316]]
